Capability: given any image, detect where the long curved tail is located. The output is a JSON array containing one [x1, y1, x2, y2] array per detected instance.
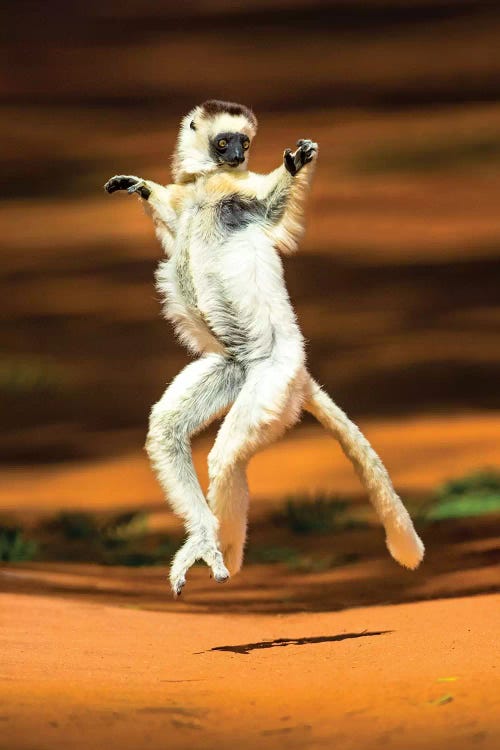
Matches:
[[304, 376, 424, 569]]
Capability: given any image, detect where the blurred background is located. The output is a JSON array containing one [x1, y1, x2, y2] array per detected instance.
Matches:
[[1, 1, 499, 589]]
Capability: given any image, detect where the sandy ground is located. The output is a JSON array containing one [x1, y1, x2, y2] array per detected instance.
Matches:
[[0, 583, 498, 750]]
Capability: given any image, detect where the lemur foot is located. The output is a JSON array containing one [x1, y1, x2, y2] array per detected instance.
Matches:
[[169, 533, 230, 597], [220, 543, 244, 576], [284, 139, 318, 176], [104, 175, 151, 200]]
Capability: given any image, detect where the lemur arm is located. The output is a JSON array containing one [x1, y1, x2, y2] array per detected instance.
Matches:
[[104, 175, 184, 256], [253, 139, 318, 255]]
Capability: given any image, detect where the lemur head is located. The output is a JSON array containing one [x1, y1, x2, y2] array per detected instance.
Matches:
[[172, 99, 258, 183]]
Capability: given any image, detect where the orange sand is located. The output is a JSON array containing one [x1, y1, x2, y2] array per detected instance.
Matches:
[[0, 584, 498, 750]]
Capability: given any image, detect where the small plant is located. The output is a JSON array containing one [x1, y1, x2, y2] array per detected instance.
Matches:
[[53, 512, 100, 540], [279, 495, 350, 534], [104, 538, 176, 567], [246, 545, 300, 565], [0, 527, 38, 562], [0, 357, 69, 395], [45, 510, 175, 566], [437, 470, 500, 498], [246, 544, 360, 572], [104, 511, 148, 541], [424, 469, 500, 521]]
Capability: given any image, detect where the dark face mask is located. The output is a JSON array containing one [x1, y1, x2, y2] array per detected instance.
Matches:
[[211, 132, 250, 167]]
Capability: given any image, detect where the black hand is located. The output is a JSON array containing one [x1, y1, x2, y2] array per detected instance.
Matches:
[[283, 139, 317, 176], [104, 175, 140, 193]]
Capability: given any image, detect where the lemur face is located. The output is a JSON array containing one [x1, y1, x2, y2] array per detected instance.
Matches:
[[173, 100, 257, 182], [209, 131, 251, 167]]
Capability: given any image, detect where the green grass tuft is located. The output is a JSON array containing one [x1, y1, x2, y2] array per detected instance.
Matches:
[[246, 544, 360, 572], [0, 527, 38, 562], [424, 469, 500, 521], [436, 470, 500, 498], [278, 495, 353, 534], [246, 545, 300, 565], [53, 512, 100, 540], [102, 538, 176, 567], [0, 357, 70, 395], [104, 511, 148, 541], [43, 511, 175, 566]]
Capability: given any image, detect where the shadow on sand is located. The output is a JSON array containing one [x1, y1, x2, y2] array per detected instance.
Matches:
[[201, 630, 391, 655]]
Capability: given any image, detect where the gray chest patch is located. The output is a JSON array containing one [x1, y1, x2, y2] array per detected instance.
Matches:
[[216, 194, 265, 234], [216, 190, 287, 234]]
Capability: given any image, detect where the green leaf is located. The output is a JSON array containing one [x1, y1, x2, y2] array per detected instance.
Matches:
[[430, 694, 454, 706]]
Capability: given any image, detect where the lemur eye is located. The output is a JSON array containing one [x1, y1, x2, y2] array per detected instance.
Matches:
[[243, 140, 250, 150], [218, 139, 227, 148]]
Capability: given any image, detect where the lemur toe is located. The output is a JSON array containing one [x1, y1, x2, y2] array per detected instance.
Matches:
[[172, 578, 186, 597], [209, 550, 230, 583], [284, 148, 298, 175], [300, 141, 318, 164], [127, 181, 151, 200], [104, 177, 121, 193], [284, 140, 318, 175]]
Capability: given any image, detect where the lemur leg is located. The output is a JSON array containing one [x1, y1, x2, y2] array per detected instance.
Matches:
[[145, 354, 244, 594], [207, 361, 307, 574], [303, 374, 424, 570], [208, 461, 249, 576]]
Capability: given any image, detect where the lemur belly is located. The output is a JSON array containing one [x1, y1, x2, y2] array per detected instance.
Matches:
[[156, 201, 304, 362]]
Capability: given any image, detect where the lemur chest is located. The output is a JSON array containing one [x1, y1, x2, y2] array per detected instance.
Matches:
[[177, 174, 263, 235], [213, 194, 266, 235], [159, 193, 293, 357], [176, 189, 279, 286], [170, 180, 280, 298]]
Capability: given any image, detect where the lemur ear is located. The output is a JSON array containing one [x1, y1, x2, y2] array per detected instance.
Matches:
[[190, 120, 196, 131]]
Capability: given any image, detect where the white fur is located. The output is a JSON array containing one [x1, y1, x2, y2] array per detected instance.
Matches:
[[107, 104, 424, 595], [304, 377, 424, 569]]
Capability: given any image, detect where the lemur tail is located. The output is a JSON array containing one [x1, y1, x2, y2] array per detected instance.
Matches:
[[305, 376, 424, 570]]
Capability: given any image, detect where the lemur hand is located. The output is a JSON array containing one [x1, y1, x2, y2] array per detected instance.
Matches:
[[104, 175, 151, 200], [284, 139, 318, 176]]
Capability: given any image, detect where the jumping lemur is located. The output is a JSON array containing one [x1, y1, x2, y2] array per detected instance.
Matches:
[[105, 99, 424, 596]]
